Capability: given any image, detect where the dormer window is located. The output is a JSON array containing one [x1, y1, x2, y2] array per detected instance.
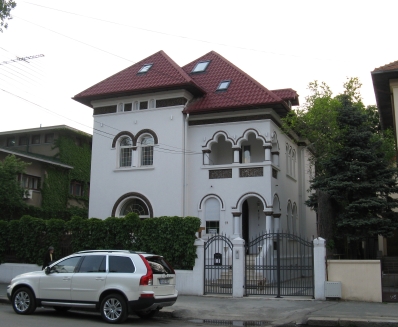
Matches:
[[191, 60, 210, 73], [217, 80, 231, 91], [138, 63, 152, 74]]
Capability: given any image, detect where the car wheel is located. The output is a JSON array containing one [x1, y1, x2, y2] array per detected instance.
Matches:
[[100, 294, 128, 324], [135, 308, 159, 319], [53, 306, 71, 312], [12, 287, 36, 315]]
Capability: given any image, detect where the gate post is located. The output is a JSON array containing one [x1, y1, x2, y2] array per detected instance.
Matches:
[[193, 238, 205, 295], [232, 237, 245, 297], [313, 237, 326, 300]]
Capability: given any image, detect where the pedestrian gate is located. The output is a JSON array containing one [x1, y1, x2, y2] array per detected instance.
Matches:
[[204, 234, 233, 294], [245, 232, 314, 297]]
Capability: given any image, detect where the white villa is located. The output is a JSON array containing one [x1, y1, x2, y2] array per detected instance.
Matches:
[[73, 50, 317, 243]]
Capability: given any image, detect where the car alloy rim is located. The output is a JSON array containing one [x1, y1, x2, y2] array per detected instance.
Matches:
[[15, 291, 30, 312], [103, 298, 122, 321]]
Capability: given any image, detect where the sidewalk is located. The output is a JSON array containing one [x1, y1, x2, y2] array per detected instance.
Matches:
[[2, 283, 398, 326]]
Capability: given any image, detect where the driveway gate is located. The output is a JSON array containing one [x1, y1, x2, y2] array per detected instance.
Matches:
[[245, 232, 314, 297], [204, 234, 233, 295], [382, 256, 398, 302]]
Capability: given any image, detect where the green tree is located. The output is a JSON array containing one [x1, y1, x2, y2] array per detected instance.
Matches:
[[283, 78, 398, 257], [0, 155, 28, 220], [0, 0, 16, 32]]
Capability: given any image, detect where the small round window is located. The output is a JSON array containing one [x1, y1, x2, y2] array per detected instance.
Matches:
[[120, 198, 149, 217]]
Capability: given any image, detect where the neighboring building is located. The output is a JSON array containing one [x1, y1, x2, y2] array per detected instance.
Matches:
[[0, 125, 92, 211], [73, 50, 317, 242], [372, 61, 398, 256]]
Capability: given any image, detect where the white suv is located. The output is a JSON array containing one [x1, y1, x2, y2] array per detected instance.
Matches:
[[7, 250, 178, 324]]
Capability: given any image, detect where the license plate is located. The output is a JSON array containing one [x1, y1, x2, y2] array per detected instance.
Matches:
[[159, 278, 170, 285]]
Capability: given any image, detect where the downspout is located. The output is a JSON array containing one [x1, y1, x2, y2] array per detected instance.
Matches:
[[183, 112, 190, 217]]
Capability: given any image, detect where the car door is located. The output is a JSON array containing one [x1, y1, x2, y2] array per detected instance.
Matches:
[[39, 256, 81, 301], [71, 255, 107, 302]]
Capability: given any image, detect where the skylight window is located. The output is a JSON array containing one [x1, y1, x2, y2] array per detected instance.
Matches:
[[138, 64, 153, 74], [217, 80, 231, 91], [191, 60, 210, 73]]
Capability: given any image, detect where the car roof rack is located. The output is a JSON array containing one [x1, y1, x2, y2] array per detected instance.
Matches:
[[76, 250, 133, 254]]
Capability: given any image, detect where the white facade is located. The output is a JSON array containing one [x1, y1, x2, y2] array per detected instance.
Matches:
[[88, 90, 317, 242]]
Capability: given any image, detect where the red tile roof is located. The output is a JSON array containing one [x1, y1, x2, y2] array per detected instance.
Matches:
[[73, 50, 296, 115], [373, 60, 398, 72], [271, 88, 299, 106], [182, 51, 290, 114], [73, 51, 205, 107]]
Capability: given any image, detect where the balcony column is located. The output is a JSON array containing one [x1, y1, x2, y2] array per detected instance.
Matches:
[[273, 213, 281, 233], [264, 143, 272, 161], [271, 150, 279, 166], [233, 147, 240, 163], [203, 150, 211, 165], [132, 147, 138, 167], [232, 212, 241, 238]]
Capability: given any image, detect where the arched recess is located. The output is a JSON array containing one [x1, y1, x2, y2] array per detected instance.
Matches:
[[292, 202, 298, 234], [199, 193, 224, 210], [112, 131, 135, 148], [272, 193, 281, 214], [286, 200, 293, 233], [111, 192, 154, 218], [204, 131, 235, 149], [134, 129, 159, 145], [236, 128, 267, 147], [232, 192, 268, 211]]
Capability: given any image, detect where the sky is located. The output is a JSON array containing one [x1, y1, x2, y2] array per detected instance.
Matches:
[[1, 0, 398, 135]]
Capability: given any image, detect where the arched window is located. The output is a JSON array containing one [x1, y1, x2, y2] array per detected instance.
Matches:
[[205, 198, 220, 234], [140, 135, 154, 166], [287, 201, 292, 233], [292, 203, 298, 234], [119, 137, 133, 167], [120, 198, 149, 218]]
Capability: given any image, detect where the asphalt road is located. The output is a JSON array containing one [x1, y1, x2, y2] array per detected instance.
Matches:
[[0, 303, 206, 327]]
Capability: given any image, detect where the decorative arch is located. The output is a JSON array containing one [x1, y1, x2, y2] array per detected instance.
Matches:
[[236, 128, 267, 147], [203, 130, 235, 150], [112, 131, 135, 148], [134, 129, 158, 145], [199, 193, 224, 210], [232, 192, 269, 211], [111, 192, 154, 218]]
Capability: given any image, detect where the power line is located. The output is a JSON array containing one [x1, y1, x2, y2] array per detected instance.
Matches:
[[0, 54, 44, 65]]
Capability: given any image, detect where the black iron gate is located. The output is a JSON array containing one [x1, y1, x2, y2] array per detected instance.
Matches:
[[204, 234, 233, 295], [382, 256, 398, 302], [245, 232, 314, 297]]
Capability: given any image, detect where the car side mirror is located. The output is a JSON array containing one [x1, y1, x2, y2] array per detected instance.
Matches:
[[45, 266, 51, 275]]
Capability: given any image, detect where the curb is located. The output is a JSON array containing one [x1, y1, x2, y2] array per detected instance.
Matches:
[[307, 317, 398, 327]]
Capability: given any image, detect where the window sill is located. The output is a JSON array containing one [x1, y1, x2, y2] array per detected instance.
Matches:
[[114, 166, 155, 172], [286, 174, 297, 182], [202, 161, 273, 170]]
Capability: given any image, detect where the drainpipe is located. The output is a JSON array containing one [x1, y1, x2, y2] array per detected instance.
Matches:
[[183, 113, 190, 217]]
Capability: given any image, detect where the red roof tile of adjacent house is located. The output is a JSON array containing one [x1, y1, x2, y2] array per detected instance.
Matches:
[[73, 50, 205, 107], [373, 60, 398, 72], [182, 51, 289, 114]]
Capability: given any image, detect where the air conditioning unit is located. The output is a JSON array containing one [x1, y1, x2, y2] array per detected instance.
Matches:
[[325, 281, 341, 298], [23, 190, 33, 199]]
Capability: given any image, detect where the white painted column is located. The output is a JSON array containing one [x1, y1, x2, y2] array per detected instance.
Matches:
[[233, 148, 240, 163], [313, 237, 326, 300], [265, 210, 273, 233], [132, 148, 138, 167], [271, 150, 279, 166], [232, 237, 245, 297], [264, 143, 272, 161], [203, 150, 210, 165], [192, 238, 205, 295], [232, 212, 241, 238], [273, 213, 281, 233]]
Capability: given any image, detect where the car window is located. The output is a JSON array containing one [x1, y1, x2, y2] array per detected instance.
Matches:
[[52, 256, 81, 273], [109, 256, 135, 273], [78, 255, 106, 273], [146, 256, 174, 274]]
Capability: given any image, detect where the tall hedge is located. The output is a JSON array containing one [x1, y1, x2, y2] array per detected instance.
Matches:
[[0, 213, 200, 269]]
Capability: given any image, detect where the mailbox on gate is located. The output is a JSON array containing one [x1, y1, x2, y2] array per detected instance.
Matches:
[[214, 253, 222, 265]]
